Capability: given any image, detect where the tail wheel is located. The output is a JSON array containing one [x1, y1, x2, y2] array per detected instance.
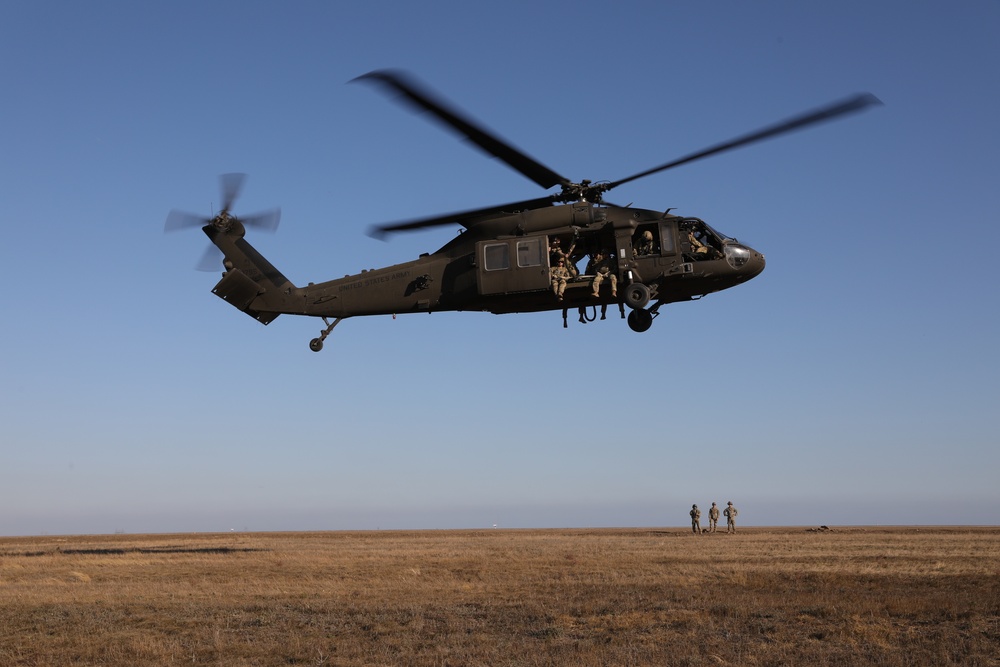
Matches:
[[309, 317, 343, 352]]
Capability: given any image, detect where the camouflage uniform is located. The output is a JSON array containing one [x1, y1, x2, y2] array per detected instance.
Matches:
[[550, 262, 571, 300], [686, 229, 710, 258], [634, 230, 654, 256], [708, 502, 720, 533], [589, 254, 617, 298], [724, 501, 738, 533], [550, 240, 578, 278], [690, 504, 701, 534], [686, 228, 722, 260]]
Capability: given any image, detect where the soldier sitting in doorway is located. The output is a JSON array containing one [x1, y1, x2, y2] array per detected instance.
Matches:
[[550, 237, 578, 278], [550, 258, 570, 300], [587, 251, 617, 299]]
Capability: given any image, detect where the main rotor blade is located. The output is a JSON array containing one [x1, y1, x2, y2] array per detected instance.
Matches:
[[164, 210, 210, 232], [219, 173, 247, 212], [368, 196, 558, 239], [606, 93, 883, 191], [354, 70, 569, 191]]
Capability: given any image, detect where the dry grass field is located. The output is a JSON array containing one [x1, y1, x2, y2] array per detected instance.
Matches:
[[1, 527, 998, 666]]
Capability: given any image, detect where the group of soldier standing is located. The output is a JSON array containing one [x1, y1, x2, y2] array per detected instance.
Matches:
[[689, 501, 738, 534]]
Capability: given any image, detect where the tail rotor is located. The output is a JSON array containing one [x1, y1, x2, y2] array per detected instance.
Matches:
[[165, 173, 280, 270]]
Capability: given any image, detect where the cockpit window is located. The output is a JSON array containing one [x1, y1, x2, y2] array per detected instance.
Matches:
[[681, 219, 724, 261], [725, 244, 751, 268], [704, 222, 734, 244]]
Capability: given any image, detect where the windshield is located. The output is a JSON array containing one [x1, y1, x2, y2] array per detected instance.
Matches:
[[703, 221, 735, 244]]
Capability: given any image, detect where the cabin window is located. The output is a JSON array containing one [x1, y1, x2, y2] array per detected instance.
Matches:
[[516, 238, 545, 268], [659, 222, 676, 254], [483, 243, 510, 271]]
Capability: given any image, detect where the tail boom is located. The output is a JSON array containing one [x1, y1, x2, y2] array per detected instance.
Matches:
[[205, 225, 294, 324]]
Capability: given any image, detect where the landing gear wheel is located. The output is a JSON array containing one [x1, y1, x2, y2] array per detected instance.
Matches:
[[624, 283, 651, 310], [627, 308, 653, 333], [309, 317, 343, 352]]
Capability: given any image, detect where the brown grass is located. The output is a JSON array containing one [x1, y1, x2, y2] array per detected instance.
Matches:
[[1, 527, 998, 666]]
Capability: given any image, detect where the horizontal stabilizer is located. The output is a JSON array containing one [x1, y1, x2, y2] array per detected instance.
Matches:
[[212, 268, 281, 325]]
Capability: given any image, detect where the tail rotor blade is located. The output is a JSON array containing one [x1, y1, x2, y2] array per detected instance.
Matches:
[[219, 173, 247, 212], [241, 207, 281, 232], [195, 244, 224, 272], [167, 174, 280, 271], [165, 210, 210, 232]]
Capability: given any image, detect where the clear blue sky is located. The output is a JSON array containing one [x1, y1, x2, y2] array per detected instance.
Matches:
[[2, 1, 997, 535]]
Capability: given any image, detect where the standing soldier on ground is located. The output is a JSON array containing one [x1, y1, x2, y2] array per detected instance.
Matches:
[[708, 502, 720, 533], [724, 501, 739, 533], [689, 504, 701, 534]]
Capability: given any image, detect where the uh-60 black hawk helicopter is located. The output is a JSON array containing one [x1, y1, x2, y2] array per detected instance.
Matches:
[[166, 70, 879, 352]]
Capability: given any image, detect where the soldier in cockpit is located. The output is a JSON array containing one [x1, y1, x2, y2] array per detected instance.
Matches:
[[686, 227, 710, 258]]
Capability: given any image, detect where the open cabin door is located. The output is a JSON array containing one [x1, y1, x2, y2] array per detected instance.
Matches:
[[476, 236, 550, 296]]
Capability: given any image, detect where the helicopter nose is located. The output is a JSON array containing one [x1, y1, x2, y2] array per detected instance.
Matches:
[[722, 244, 765, 288], [740, 251, 765, 285], [747, 248, 765, 278], [724, 243, 765, 280]]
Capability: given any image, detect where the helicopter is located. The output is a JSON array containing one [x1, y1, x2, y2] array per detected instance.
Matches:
[[166, 70, 880, 352]]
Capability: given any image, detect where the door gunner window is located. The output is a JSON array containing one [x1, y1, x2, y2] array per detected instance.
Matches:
[[633, 225, 662, 256]]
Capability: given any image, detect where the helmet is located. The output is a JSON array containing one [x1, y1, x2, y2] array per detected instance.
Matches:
[[643, 231, 653, 241], [692, 504, 697, 508], [727, 501, 733, 505]]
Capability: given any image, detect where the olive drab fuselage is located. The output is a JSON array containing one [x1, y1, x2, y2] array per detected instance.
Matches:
[[205, 202, 765, 345], [295, 204, 764, 317]]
